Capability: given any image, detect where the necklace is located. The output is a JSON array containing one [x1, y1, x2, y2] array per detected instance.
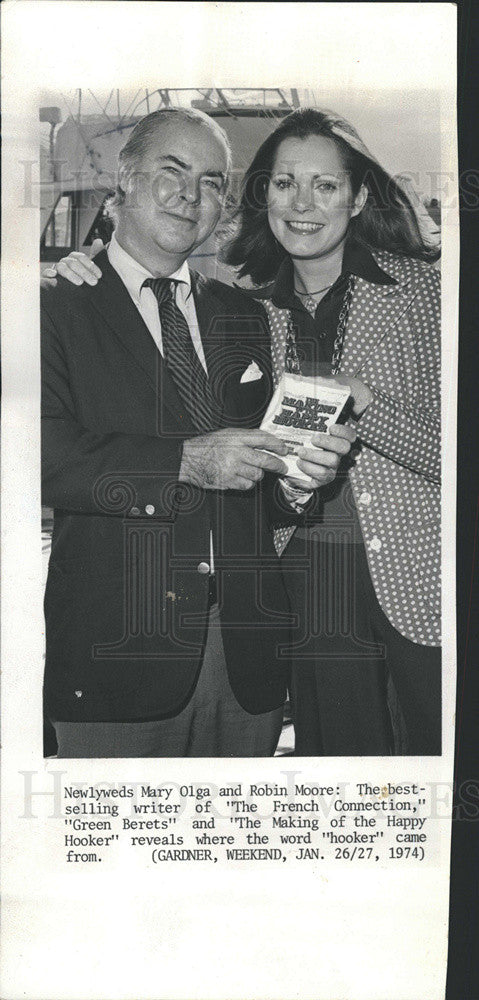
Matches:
[[293, 281, 335, 298], [284, 274, 355, 377]]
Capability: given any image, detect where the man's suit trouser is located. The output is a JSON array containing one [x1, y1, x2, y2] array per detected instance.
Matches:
[[53, 604, 284, 758]]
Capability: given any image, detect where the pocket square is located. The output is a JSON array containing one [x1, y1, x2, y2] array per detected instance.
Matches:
[[240, 361, 263, 384]]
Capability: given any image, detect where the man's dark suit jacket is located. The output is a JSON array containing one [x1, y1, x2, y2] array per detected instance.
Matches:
[[41, 251, 294, 723]]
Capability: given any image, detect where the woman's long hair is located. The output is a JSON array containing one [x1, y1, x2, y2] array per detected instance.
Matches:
[[222, 108, 439, 285]]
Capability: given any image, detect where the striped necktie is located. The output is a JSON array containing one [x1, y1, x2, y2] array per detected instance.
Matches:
[[143, 277, 215, 434]]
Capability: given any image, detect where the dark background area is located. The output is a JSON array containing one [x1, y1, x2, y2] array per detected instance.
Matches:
[[447, 1, 479, 998]]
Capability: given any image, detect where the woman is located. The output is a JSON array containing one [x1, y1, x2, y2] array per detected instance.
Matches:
[[224, 108, 441, 756], [51, 108, 441, 756]]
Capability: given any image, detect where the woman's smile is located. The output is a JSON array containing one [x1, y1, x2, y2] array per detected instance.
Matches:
[[285, 220, 325, 234]]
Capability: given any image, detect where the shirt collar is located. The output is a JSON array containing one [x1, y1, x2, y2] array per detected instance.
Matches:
[[107, 232, 192, 304], [270, 239, 396, 308], [342, 240, 397, 286]]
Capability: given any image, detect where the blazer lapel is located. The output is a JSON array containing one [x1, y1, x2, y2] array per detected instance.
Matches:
[[191, 271, 272, 425], [339, 270, 417, 376], [190, 269, 226, 379], [88, 251, 196, 431]]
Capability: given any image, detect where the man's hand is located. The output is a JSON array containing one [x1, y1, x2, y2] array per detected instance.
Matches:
[[42, 239, 104, 285], [292, 423, 357, 489], [179, 429, 289, 491]]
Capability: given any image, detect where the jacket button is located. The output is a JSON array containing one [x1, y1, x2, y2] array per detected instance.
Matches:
[[197, 562, 210, 575], [130, 507, 140, 516], [359, 491, 372, 506], [75, 690, 83, 698], [145, 504, 155, 515], [369, 536, 382, 552]]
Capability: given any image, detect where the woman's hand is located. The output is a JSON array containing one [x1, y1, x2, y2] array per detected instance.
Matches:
[[334, 374, 373, 417], [42, 238, 105, 285], [294, 423, 357, 488]]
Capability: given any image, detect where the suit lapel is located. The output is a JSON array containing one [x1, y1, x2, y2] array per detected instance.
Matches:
[[88, 251, 196, 431], [339, 265, 418, 375], [191, 271, 272, 424], [190, 269, 226, 379]]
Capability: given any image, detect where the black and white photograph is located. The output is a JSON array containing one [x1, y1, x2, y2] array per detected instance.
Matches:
[[1, 4, 461, 999], [39, 85, 442, 761]]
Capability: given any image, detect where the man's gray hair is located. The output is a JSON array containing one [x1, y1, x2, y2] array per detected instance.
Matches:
[[106, 106, 232, 222]]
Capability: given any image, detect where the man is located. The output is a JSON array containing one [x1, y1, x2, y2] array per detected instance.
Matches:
[[42, 107, 354, 757]]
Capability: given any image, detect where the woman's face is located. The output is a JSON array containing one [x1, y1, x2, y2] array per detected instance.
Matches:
[[267, 134, 366, 261]]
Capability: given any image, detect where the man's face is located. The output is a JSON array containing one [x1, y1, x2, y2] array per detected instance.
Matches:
[[119, 119, 229, 266]]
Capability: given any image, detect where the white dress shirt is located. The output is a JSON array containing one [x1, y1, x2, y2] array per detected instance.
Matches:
[[107, 232, 207, 371]]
